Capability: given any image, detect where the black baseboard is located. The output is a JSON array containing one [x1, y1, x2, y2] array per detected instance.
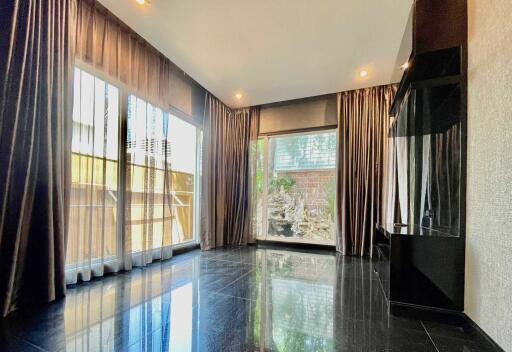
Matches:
[[256, 239, 336, 253], [173, 243, 200, 255], [464, 314, 506, 352], [390, 301, 465, 325], [390, 302, 505, 351]]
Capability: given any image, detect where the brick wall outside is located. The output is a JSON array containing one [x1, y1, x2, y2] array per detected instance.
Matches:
[[277, 169, 335, 210]]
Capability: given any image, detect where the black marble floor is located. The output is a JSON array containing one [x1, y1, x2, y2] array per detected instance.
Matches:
[[0, 247, 500, 352]]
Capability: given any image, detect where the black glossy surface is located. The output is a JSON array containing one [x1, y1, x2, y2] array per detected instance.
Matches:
[[389, 234, 465, 312], [0, 248, 498, 351], [378, 223, 458, 238]]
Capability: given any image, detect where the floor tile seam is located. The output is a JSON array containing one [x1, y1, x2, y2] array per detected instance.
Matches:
[[201, 253, 228, 260], [420, 331, 488, 344], [9, 333, 50, 352], [421, 320, 441, 352], [212, 268, 256, 294], [207, 257, 256, 266], [333, 317, 394, 325], [211, 291, 256, 302], [201, 255, 244, 264], [373, 271, 390, 310]]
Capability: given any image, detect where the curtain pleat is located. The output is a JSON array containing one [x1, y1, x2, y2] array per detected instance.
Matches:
[[201, 94, 259, 249], [336, 85, 397, 256], [74, 0, 172, 107], [0, 0, 75, 316]]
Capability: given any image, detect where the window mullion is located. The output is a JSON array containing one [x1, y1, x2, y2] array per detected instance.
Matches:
[[117, 89, 129, 269]]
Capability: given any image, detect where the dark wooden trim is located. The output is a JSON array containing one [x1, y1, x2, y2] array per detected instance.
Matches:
[[256, 239, 336, 253], [258, 124, 338, 137], [390, 301, 466, 324], [173, 243, 200, 256], [390, 300, 464, 316], [259, 93, 337, 110]]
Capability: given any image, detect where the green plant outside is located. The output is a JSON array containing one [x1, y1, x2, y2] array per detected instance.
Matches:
[[269, 175, 296, 194]]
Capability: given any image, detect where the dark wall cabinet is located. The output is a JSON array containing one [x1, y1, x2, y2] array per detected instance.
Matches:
[[374, 225, 465, 315], [374, 0, 467, 317]]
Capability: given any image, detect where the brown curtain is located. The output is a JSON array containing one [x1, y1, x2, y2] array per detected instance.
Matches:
[[336, 85, 397, 256], [201, 94, 259, 249], [0, 0, 75, 316], [75, 0, 172, 107]]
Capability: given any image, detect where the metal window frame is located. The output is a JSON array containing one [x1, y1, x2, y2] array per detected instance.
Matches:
[[257, 128, 338, 246], [68, 64, 202, 275]]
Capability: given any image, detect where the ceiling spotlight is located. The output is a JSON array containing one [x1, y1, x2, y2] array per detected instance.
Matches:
[[235, 93, 243, 100], [400, 62, 410, 70], [359, 70, 368, 78], [135, 0, 145, 5]]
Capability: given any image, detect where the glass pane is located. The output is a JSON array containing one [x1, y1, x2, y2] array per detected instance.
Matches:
[[127, 96, 172, 252], [266, 131, 336, 244], [253, 138, 264, 239], [67, 68, 119, 267], [169, 115, 197, 245]]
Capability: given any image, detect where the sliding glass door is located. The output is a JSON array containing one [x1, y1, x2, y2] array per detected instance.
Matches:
[[66, 67, 201, 282], [126, 97, 201, 256], [255, 130, 337, 245]]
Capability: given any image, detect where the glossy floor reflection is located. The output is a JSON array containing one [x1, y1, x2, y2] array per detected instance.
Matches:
[[0, 247, 500, 351]]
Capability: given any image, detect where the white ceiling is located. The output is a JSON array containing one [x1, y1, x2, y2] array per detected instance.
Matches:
[[98, 0, 413, 107]]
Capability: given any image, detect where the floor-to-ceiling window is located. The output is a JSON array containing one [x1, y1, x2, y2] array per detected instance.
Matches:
[[66, 67, 201, 282], [255, 130, 337, 245], [126, 97, 201, 251], [66, 68, 120, 280], [167, 115, 200, 246]]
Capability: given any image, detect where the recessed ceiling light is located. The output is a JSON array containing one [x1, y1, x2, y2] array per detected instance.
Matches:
[[400, 62, 410, 70], [359, 70, 368, 78], [135, 0, 145, 5], [235, 93, 243, 100]]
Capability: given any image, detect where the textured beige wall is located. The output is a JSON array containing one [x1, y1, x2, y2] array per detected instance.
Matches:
[[466, 1, 512, 350]]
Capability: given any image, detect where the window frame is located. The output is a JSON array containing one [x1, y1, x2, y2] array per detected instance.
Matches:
[[124, 94, 202, 253], [257, 128, 338, 246], [67, 62, 201, 272]]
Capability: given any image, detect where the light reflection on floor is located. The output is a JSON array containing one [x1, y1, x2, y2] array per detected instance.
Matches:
[[0, 248, 496, 352]]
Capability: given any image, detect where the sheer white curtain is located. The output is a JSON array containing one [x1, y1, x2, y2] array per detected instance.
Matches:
[[66, 72, 175, 284], [125, 96, 173, 269], [66, 68, 121, 284]]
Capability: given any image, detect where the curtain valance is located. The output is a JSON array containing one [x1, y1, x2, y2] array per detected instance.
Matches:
[[75, 0, 172, 107]]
